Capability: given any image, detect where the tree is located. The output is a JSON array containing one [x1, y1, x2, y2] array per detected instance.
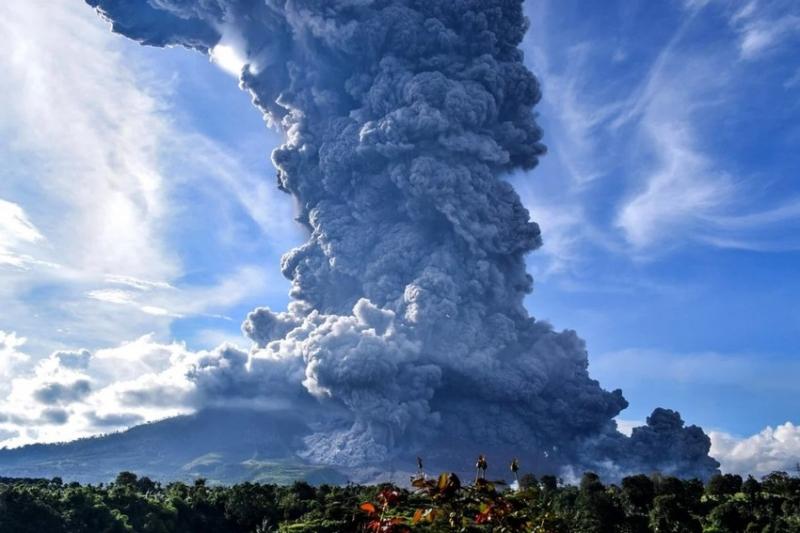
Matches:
[[224, 483, 279, 531], [519, 473, 538, 490], [622, 474, 655, 511], [706, 474, 743, 498], [540, 474, 559, 493], [573, 472, 624, 533], [742, 475, 760, 499], [705, 500, 748, 533], [0, 487, 66, 533], [136, 476, 158, 494], [114, 472, 138, 488], [649, 494, 700, 533]]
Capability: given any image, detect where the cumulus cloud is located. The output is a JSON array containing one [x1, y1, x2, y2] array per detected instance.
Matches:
[[0, 331, 30, 392], [33, 379, 92, 405], [0, 335, 301, 447], [40, 408, 69, 426], [53, 349, 91, 370], [0, 428, 20, 442], [711, 423, 800, 477], [81, 0, 720, 479]]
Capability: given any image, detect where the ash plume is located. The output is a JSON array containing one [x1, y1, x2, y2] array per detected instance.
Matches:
[[87, 0, 719, 479]]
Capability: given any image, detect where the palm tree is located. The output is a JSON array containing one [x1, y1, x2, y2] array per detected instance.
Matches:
[[475, 454, 488, 482]]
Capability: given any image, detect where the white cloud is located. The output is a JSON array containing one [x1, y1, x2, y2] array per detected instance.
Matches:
[[615, 118, 735, 250], [520, 0, 800, 267], [104, 275, 174, 292], [711, 422, 800, 476], [731, 0, 758, 23], [526, 43, 622, 188], [726, 0, 800, 60], [695, 198, 800, 251], [0, 331, 30, 391], [0, 1, 177, 281], [519, 2, 739, 268], [171, 133, 300, 244], [0, 0, 300, 355], [784, 67, 800, 89], [0, 199, 45, 268], [86, 265, 278, 320], [517, 5, 624, 276], [0, 200, 43, 247], [600, 348, 800, 477], [0, 336, 195, 447], [685, 0, 712, 11], [615, 418, 643, 437], [610, 27, 740, 253], [0, 0, 180, 353], [0, 332, 306, 448], [87, 289, 141, 307], [738, 17, 800, 59]]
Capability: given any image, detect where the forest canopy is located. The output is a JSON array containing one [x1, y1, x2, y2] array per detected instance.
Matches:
[[1, 467, 799, 532]]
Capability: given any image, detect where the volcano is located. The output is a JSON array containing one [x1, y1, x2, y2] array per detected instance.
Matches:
[[0, 408, 346, 485]]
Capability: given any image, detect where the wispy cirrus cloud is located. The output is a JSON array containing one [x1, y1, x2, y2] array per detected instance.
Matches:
[[0, 199, 46, 268], [728, 0, 800, 60], [520, 0, 800, 273], [0, 0, 300, 356], [86, 265, 278, 320], [0, 0, 301, 444]]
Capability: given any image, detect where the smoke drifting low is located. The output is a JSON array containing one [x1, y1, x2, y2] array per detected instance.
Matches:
[[87, 0, 719, 479]]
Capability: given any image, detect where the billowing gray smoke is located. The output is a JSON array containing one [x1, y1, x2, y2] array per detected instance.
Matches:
[[87, 0, 719, 479]]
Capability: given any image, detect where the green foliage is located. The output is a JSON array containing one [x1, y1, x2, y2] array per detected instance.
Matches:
[[705, 474, 743, 498], [0, 468, 798, 532]]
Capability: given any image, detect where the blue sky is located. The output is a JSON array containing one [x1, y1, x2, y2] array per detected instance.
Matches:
[[516, 0, 800, 440], [0, 0, 798, 474]]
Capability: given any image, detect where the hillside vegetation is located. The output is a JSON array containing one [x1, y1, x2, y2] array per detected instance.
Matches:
[[0, 409, 345, 486], [1, 468, 799, 532]]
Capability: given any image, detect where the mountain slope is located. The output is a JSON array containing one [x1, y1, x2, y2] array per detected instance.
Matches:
[[0, 408, 347, 485]]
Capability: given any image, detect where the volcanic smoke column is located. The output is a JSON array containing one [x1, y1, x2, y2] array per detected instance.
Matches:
[[88, 0, 719, 477]]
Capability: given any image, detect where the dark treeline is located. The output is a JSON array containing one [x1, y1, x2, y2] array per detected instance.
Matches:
[[1, 469, 799, 532]]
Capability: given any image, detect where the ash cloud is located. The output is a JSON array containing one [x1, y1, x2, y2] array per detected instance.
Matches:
[[87, 0, 719, 479]]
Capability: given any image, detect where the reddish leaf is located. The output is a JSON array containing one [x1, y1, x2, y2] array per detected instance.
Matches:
[[378, 488, 400, 506], [360, 502, 377, 514]]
